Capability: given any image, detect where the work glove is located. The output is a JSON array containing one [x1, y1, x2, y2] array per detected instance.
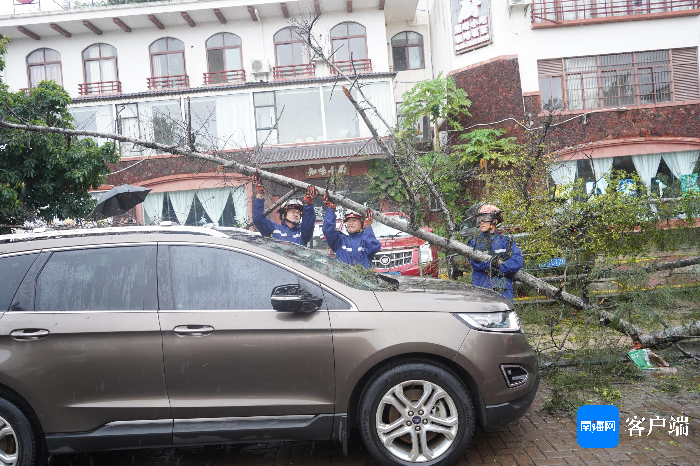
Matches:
[[487, 256, 501, 277], [323, 194, 335, 210], [253, 171, 265, 196], [302, 186, 318, 205], [363, 209, 374, 229]]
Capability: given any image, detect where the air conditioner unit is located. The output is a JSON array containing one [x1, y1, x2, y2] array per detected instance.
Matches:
[[250, 59, 270, 74]]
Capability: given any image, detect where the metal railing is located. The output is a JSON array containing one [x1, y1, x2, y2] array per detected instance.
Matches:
[[146, 75, 190, 90], [78, 81, 122, 96], [331, 59, 373, 75], [532, 0, 700, 24], [272, 63, 316, 80], [203, 69, 246, 85]]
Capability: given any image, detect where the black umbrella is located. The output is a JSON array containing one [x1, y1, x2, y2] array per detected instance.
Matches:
[[91, 184, 152, 219]]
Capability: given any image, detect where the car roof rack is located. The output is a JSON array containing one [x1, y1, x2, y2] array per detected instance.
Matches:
[[0, 224, 246, 244]]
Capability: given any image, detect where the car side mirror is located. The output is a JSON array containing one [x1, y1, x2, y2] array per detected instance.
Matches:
[[271, 284, 323, 313]]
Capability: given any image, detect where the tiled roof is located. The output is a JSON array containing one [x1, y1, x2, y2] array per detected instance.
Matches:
[[252, 139, 389, 165]]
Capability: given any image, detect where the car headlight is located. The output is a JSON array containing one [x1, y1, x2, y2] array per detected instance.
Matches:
[[454, 311, 521, 332], [419, 243, 433, 263]]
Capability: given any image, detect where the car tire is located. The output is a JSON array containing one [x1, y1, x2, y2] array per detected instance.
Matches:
[[358, 362, 475, 466], [0, 397, 41, 466]]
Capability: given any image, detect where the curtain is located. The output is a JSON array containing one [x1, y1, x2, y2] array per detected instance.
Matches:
[[550, 160, 578, 186], [45, 64, 62, 85], [168, 190, 195, 225], [198, 187, 231, 226], [231, 186, 248, 225], [101, 59, 117, 82], [29, 66, 45, 87], [216, 93, 254, 150], [359, 82, 392, 138], [591, 157, 614, 193], [138, 103, 154, 156], [631, 153, 662, 190], [95, 106, 114, 146], [662, 151, 700, 179], [151, 55, 164, 78], [142, 192, 164, 225], [85, 60, 101, 83]]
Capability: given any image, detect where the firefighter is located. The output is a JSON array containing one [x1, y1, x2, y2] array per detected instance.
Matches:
[[467, 204, 523, 301], [322, 194, 381, 268], [252, 173, 316, 245]]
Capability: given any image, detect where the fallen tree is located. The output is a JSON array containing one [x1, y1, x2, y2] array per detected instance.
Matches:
[[1, 117, 698, 348]]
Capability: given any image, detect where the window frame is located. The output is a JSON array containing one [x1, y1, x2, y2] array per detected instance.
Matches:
[[149, 37, 187, 78], [82, 43, 119, 85], [205, 32, 244, 73], [273, 27, 310, 67], [26, 47, 63, 88], [253, 91, 278, 146], [539, 49, 678, 112], [330, 21, 368, 63], [391, 31, 425, 72]]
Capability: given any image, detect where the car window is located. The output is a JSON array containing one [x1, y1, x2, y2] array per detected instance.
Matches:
[[221, 234, 395, 292], [169, 245, 301, 310], [0, 253, 39, 311], [35, 247, 153, 311], [322, 289, 351, 310]]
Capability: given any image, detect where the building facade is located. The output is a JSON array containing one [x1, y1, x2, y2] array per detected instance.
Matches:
[[0, 0, 432, 226], [427, 0, 700, 196]]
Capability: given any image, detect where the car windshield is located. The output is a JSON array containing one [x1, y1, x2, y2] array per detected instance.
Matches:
[[223, 232, 396, 292], [372, 217, 410, 238]]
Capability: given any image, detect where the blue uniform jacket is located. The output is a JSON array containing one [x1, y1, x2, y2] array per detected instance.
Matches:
[[467, 231, 523, 301], [323, 207, 382, 268], [253, 197, 314, 245]]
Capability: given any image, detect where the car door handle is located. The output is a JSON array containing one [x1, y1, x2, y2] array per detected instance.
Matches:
[[173, 325, 214, 337], [10, 329, 50, 341]]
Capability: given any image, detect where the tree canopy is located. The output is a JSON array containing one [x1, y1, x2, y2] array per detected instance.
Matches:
[[0, 35, 119, 229]]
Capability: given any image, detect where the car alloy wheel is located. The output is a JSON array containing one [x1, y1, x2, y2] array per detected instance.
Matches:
[[376, 380, 458, 463], [0, 415, 18, 466]]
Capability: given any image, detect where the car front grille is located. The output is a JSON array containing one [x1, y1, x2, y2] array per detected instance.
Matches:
[[372, 249, 413, 269]]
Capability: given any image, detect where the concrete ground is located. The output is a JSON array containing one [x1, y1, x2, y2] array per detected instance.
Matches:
[[47, 376, 699, 466]]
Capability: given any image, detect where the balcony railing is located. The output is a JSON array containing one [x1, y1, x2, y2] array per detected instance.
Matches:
[[203, 69, 246, 85], [147, 75, 190, 90], [331, 59, 373, 76], [533, 0, 700, 24], [78, 81, 122, 96], [273, 63, 316, 80]]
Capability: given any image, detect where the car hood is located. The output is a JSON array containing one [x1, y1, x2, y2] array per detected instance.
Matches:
[[373, 275, 512, 313]]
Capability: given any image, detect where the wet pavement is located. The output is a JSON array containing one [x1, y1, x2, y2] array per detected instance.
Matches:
[[48, 381, 700, 466]]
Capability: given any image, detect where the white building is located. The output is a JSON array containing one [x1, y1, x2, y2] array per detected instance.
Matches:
[[0, 0, 432, 225], [425, 0, 700, 196]]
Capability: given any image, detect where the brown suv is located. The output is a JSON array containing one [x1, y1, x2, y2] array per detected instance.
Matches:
[[0, 226, 538, 466]]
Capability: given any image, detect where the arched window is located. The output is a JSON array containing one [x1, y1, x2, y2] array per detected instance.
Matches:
[[204, 33, 244, 84], [330, 22, 370, 75], [331, 22, 367, 62], [273, 27, 314, 79], [148, 38, 188, 89], [26, 48, 62, 88], [81, 44, 119, 95], [391, 32, 425, 71]]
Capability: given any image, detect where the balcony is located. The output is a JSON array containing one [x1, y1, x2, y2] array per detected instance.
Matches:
[[331, 59, 373, 76], [203, 70, 246, 86], [78, 81, 122, 97], [273, 63, 316, 81], [532, 0, 700, 26], [147, 75, 190, 91]]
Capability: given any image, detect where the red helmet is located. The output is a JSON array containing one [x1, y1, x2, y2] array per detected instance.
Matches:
[[476, 204, 503, 225], [278, 199, 304, 218], [343, 210, 364, 223]]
